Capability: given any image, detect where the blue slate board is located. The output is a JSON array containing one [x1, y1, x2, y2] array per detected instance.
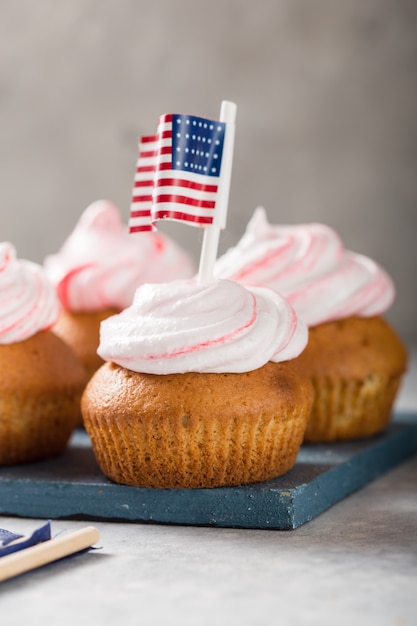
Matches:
[[0, 411, 416, 530]]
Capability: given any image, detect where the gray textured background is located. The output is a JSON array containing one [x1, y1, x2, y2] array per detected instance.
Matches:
[[1, 0, 416, 341]]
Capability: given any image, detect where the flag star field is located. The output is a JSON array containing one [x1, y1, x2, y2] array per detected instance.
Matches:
[[172, 114, 225, 177]]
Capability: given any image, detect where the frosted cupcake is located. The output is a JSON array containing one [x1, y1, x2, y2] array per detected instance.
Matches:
[[215, 207, 408, 442], [0, 242, 86, 465], [81, 278, 313, 488], [44, 199, 195, 379]]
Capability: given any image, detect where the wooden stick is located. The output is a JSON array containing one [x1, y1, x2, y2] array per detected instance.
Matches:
[[197, 100, 237, 284], [0, 525, 100, 583]]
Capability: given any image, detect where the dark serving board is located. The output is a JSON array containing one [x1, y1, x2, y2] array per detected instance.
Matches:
[[0, 411, 416, 530]]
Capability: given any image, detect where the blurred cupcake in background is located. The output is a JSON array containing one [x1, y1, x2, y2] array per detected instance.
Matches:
[[0, 242, 86, 465], [44, 199, 195, 380], [215, 207, 408, 442]]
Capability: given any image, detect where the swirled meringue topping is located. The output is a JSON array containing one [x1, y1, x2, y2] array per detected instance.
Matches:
[[44, 200, 195, 313], [0, 242, 60, 344], [215, 207, 395, 326], [98, 278, 308, 374]]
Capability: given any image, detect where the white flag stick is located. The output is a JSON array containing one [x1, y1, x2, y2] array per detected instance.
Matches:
[[198, 100, 237, 284], [0, 525, 100, 582]]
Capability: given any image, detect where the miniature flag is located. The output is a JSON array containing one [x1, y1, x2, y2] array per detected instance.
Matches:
[[129, 113, 226, 232]]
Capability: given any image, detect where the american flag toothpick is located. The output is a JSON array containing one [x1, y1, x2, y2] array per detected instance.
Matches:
[[129, 100, 237, 283]]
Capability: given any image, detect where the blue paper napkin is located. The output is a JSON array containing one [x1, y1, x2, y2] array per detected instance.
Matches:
[[0, 521, 51, 557]]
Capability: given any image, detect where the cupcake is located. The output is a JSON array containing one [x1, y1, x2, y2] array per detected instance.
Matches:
[[44, 199, 195, 380], [0, 242, 87, 465], [81, 278, 313, 488], [215, 207, 408, 442]]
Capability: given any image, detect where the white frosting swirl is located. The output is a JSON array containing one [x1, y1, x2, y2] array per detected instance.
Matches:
[[215, 207, 395, 326], [0, 242, 60, 344], [44, 200, 195, 313], [98, 278, 308, 374]]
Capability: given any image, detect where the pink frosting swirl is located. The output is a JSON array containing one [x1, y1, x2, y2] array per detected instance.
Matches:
[[98, 278, 308, 374], [215, 207, 395, 326], [0, 242, 60, 344], [44, 200, 196, 313]]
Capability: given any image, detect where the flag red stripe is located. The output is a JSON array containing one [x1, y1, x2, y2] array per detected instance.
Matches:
[[152, 210, 213, 225], [136, 165, 155, 173], [155, 194, 216, 209], [130, 209, 152, 218], [146, 129, 171, 141], [131, 196, 153, 203], [141, 135, 158, 143], [134, 180, 153, 187], [160, 113, 173, 124], [129, 225, 154, 232], [155, 178, 218, 193], [140, 150, 157, 158]]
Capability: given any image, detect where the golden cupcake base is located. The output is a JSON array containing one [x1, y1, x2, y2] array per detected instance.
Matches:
[[82, 361, 313, 489]]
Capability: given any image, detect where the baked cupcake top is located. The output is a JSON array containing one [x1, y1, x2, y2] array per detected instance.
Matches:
[[98, 277, 308, 374], [44, 200, 195, 313], [214, 207, 395, 326], [0, 242, 59, 344]]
